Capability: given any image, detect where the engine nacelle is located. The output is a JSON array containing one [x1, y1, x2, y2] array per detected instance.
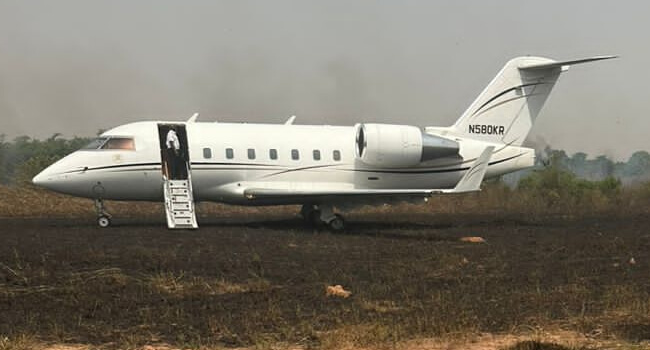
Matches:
[[355, 123, 459, 168]]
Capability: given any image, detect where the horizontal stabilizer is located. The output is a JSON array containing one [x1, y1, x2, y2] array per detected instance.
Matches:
[[519, 55, 617, 71]]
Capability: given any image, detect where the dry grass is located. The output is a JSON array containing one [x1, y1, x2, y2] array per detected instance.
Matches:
[[0, 185, 158, 218], [0, 185, 298, 219], [2, 183, 649, 224], [1, 332, 647, 350], [147, 272, 273, 296], [0, 334, 39, 350], [359, 299, 403, 313]]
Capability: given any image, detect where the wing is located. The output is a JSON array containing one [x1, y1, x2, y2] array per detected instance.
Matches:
[[236, 146, 495, 202]]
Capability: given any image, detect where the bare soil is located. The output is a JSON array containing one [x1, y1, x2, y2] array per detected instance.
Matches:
[[1, 211, 649, 349]]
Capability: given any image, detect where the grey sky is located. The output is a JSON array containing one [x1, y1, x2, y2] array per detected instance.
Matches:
[[0, 0, 646, 159]]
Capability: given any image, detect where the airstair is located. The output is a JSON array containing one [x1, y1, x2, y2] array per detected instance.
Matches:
[[163, 178, 198, 229]]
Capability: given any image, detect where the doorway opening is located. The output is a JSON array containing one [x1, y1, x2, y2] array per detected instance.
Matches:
[[157, 124, 190, 180]]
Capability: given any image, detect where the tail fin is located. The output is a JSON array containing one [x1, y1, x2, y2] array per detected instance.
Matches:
[[451, 55, 616, 146]]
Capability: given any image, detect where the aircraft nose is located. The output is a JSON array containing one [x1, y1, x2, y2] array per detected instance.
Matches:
[[32, 168, 53, 188], [31, 152, 91, 196]]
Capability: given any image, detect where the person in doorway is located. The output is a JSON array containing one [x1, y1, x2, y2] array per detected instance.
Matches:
[[165, 126, 183, 179]]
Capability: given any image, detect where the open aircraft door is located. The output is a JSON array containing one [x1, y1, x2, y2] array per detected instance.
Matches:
[[157, 124, 198, 229]]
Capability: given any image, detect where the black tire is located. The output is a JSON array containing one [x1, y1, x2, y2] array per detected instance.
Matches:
[[328, 214, 345, 232], [97, 216, 111, 228]]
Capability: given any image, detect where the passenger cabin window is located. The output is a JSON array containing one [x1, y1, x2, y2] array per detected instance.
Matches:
[[333, 150, 341, 161], [313, 150, 321, 161], [101, 137, 135, 150], [226, 148, 234, 159], [269, 149, 278, 160], [203, 148, 212, 159], [248, 148, 256, 160], [291, 149, 300, 160]]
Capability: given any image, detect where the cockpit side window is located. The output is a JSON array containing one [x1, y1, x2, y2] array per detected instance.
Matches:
[[101, 137, 135, 150], [82, 137, 109, 150]]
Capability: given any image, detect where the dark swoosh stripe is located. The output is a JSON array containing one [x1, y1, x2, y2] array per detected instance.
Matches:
[[261, 163, 343, 178], [60, 162, 161, 174], [465, 160, 487, 179], [62, 162, 283, 174], [471, 93, 542, 119], [192, 162, 278, 167], [471, 82, 545, 116]]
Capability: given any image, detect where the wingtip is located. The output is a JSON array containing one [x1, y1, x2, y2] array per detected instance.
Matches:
[[187, 112, 199, 123], [452, 146, 494, 193], [587, 55, 619, 61]]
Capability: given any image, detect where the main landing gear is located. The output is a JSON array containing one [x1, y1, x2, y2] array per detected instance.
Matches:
[[300, 204, 345, 232], [94, 199, 112, 228]]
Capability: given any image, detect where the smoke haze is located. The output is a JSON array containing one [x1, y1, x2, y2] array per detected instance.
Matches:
[[0, 0, 647, 159]]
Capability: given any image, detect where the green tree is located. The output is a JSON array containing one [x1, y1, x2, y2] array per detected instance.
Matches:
[[624, 151, 650, 177], [0, 134, 91, 186]]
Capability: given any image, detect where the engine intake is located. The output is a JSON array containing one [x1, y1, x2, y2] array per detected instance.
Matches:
[[355, 123, 459, 168]]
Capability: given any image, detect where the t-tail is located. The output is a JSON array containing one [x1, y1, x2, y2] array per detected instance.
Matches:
[[449, 55, 616, 146]]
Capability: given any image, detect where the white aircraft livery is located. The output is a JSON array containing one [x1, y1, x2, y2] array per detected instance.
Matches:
[[33, 55, 615, 230]]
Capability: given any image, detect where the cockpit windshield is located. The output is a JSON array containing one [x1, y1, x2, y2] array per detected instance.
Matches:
[[102, 137, 135, 150], [82, 137, 108, 149], [81, 137, 135, 151]]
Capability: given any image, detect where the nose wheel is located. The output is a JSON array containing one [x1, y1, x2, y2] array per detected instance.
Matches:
[[94, 199, 113, 228], [97, 215, 111, 228]]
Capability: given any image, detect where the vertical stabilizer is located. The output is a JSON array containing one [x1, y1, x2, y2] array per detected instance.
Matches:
[[450, 55, 616, 146]]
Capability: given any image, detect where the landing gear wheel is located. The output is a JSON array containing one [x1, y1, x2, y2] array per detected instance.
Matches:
[[327, 214, 345, 232], [94, 198, 112, 228], [97, 215, 111, 228]]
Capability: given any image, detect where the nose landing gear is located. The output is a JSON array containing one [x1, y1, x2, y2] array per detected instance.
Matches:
[[94, 199, 112, 228]]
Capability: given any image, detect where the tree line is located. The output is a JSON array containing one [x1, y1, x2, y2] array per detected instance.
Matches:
[[0, 134, 91, 185]]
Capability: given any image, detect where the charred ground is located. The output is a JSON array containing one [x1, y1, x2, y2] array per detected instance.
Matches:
[[1, 210, 649, 349]]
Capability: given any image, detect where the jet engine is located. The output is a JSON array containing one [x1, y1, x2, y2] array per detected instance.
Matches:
[[355, 123, 459, 168]]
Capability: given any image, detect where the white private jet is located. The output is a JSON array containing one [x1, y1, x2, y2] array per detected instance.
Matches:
[[33, 55, 615, 230]]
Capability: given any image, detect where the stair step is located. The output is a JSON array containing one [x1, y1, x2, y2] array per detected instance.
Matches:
[[172, 210, 192, 218], [172, 219, 194, 227], [163, 175, 198, 229], [172, 203, 190, 210], [171, 188, 189, 195]]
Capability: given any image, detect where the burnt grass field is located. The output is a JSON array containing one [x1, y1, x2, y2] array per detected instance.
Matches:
[[1, 206, 649, 349]]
